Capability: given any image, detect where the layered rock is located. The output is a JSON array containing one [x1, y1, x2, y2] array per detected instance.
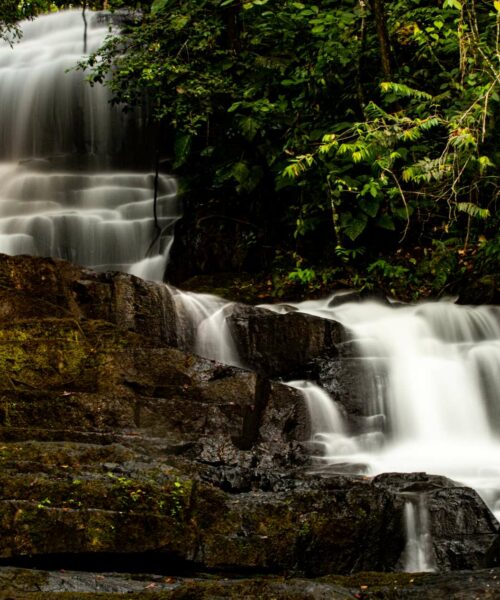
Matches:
[[0, 254, 178, 346], [226, 304, 345, 376], [0, 253, 498, 583]]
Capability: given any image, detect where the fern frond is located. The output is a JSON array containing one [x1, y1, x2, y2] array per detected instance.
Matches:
[[380, 81, 433, 100], [456, 202, 490, 219]]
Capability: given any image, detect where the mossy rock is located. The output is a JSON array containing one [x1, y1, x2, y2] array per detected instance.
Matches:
[[0, 319, 91, 391]]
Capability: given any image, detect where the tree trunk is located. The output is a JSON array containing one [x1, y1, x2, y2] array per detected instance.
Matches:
[[226, 2, 241, 51], [369, 0, 392, 79], [356, 0, 368, 118]]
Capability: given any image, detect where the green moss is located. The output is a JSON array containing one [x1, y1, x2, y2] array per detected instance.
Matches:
[[0, 319, 90, 390]]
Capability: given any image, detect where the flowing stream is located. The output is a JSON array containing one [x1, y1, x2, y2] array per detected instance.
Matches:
[[259, 297, 500, 561], [254, 297, 500, 570], [0, 10, 179, 280], [167, 289, 500, 539]]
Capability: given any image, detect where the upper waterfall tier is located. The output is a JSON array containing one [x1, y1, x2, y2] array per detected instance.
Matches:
[[0, 10, 130, 161], [0, 10, 179, 281]]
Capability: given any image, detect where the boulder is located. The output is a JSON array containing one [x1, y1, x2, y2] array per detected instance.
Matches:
[[373, 473, 500, 571], [0, 254, 178, 346], [226, 304, 346, 376]]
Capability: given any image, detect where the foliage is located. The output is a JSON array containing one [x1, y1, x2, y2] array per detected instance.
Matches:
[[76, 0, 500, 297], [0, 0, 44, 43], [0, 0, 128, 43]]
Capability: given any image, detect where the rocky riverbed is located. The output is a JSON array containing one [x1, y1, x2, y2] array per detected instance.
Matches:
[[0, 254, 498, 598]]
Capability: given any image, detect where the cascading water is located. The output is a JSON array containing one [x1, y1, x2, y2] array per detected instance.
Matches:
[[5, 11, 500, 576], [171, 288, 242, 366], [0, 10, 179, 280], [402, 494, 436, 573], [170, 288, 500, 532], [287, 380, 363, 462], [262, 297, 500, 564]]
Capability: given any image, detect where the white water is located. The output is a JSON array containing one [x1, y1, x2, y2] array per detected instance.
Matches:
[[262, 297, 500, 522], [171, 289, 242, 366], [402, 495, 436, 572], [287, 380, 366, 461], [0, 11, 179, 280], [262, 297, 500, 570]]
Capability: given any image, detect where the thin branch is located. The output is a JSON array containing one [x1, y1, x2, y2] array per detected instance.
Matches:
[[382, 167, 410, 242]]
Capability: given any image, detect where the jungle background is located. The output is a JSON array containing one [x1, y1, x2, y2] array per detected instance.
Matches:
[[2, 0, 500, 301]]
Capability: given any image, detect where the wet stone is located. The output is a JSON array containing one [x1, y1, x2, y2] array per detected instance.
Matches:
[[0, 254, 497, 589]]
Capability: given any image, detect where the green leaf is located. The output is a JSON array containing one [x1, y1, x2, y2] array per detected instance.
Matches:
[[200, 146, 215, 157], [380, 81, 432, 100], [151, 0, 170, 15], [173, 133, 192, 169], [392, 205, 413, 220], [376, 214, 396, 231], [341, 211, 368, 241], [456, 203, 490, 219], [231, 161, 250, 184], [359, 196, 380, 218], [171, 15, 189, 31], [238, 115, 260, 140]]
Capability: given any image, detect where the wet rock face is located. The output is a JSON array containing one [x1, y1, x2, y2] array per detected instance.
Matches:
[[0, 254, 178, 346], [314, 356, 374, 417], [226, 304, 346, 377], [373, 473, 500, 571], [0, 253, 498, 580]]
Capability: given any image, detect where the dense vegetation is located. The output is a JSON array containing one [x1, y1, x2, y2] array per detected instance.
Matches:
[[4, 0, 500, 299]]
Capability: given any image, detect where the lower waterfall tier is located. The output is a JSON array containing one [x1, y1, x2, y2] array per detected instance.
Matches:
[[0, 253, 498, 580]]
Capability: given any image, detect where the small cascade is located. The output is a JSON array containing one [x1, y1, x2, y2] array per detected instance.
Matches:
[[287, 380, 373, 470], [171, 289, 242, 366], [0, 11, 180, 280], [289, 380, 347, 436], [402, 494, 436, 573], [262, 297, 500, 520]]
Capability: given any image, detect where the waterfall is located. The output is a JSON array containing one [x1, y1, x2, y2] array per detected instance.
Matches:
[[265, 298, 500, 519], [3, 11, 500, 574], [402, 494, 436, 573], [267, 298, 500, 569], [287, 380, 367, 466], [171, 289, 242, 366], [0, 10, 179, 280]]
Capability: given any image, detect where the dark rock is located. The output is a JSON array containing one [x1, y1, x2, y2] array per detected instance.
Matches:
[[314, 357, 377, 418], [260, 381, 309, 444], [2, 438, 496, 576], [0, 253, 497, 583], [227, 304, 346, 376], [373, 473, 500, 571], [0, 254, 178, 346]]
